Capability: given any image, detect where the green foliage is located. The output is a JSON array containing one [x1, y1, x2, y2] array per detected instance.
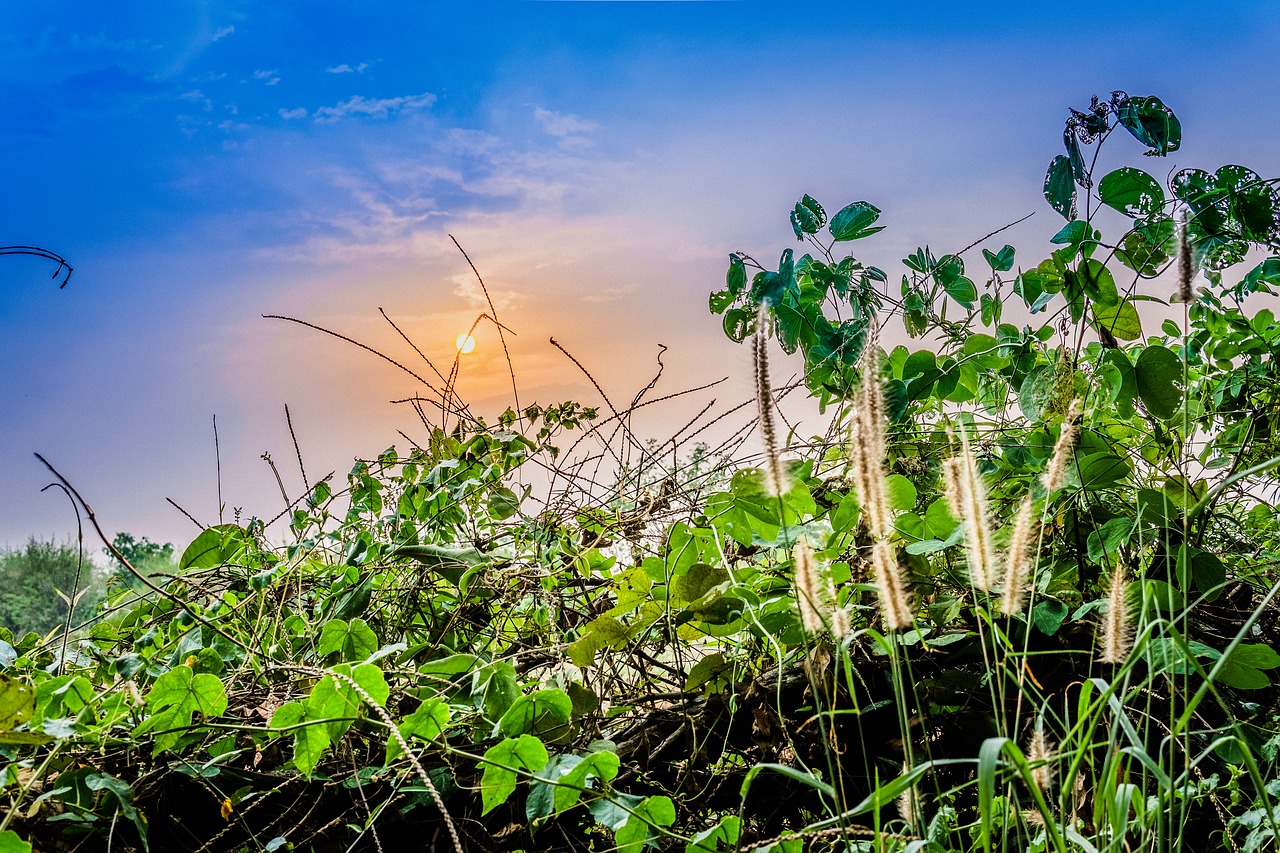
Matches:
[[106, 532, 176, 593], [0, 538, 101, 636], [7, 89, 1280, 853]]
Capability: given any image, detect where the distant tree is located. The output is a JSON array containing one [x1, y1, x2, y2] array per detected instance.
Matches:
[[0, 538, 102, 637], [106, 532, 176, 591]]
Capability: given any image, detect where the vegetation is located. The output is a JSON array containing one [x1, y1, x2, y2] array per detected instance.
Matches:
[[0, 539, 102, 638], [4, 90, 1280, 852]]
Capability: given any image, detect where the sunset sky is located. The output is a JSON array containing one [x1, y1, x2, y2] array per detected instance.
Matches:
[[2, 1, 1279, 550]]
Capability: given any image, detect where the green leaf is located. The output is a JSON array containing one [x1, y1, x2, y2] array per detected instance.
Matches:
[[0, 674, 35, 732], [1115, 94, 1181, 155], [1135, 345, 1184, 420], [268, 696, 327, 768], [314, 663, 388, 731], [316, 618, 379, 662], [708, 288, 734, 314], [550, 750, 620, 814], [526, 754, 581, 824], [418, 653, 482, 678], [671, 563, 730, 608], [1031, 600, 1069, 636], [790, 194, 826, 238], [944, 275, 978, 309], [386, 698, 449, 764], [390, 543, 489, 578], [615, 794, 677, 853], [1118, 216, 1176, 277], [883, 474, 917, 512], [982, 245, 1015, 272], [488, 486, 521, 520], [1044, 155, 1075, 220], [472, 662, 520, 722], [1087, 517, 1135, 562], [480, 735, 549, 815], [726, 255, 746, 296], [1017, 366, 1055, 422], [1215, 645, 1279, 690], [722, 307, 756, 343], [1093, 298, 1142, 341], [829, 201, 883, 241], [1099, 167, 1165, 218], [1229, 644, 1280, 670], [1073, 452, 1132, 490], [134, 665, 228, 755], [497, 688, 573, 742], [179, 524, 248, 571], [684, 652, 730, 692], [0, 830, 33, 853], [568, 616, 629, 668], [686, 815, 743, 853]]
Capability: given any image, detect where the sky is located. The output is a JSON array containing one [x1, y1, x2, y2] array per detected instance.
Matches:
[[2, 1, 1279, 552]]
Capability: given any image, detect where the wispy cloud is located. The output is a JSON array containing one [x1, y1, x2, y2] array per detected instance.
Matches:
[[181, 89, 213, 111], [252, 69, 281, 86], [326, 63, 370, 74], [313, 91, 436, 123], [212, 26, 235, 42], [533, 107, 598, 137], [279, 106, 307, 120]]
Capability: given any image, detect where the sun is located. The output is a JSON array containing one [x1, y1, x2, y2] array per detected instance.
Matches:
[[455, 333, 476, 354]]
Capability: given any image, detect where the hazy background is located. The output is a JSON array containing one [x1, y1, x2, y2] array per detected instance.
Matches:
[[2, 1, 1279, 549]]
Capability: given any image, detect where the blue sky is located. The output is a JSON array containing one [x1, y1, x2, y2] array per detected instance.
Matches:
[[2, 1, 1279, 549]]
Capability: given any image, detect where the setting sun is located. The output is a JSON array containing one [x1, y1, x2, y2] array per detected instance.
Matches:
[[455, 333, 476, 354]]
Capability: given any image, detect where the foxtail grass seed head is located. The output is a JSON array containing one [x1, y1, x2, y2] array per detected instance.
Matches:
[[793, 540, 829, 636], [1000, 495, 1037, 615], [1041, 400, 1081, 494], [858, 332, 886, 465], [831, 606, 852, 641], [849, 417, 890, 540], [949, 425, 997, 591], [897, 783, 922, 831], [753, 311, 788, 497], [872, 539, 912, 630], [849, 334, 892, 540], [1174, 208, 1195, 304], [1100, 567, 1132, 664], [1027, 722, 1056, 793]]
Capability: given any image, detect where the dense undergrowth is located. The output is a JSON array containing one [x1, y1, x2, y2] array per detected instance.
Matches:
[[6, 91, 1280, 852]]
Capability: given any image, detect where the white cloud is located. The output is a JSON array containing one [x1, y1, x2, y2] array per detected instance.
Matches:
[[253, 69, 281, 86], [313, 91, 436, 123], [279, 107, 307, 120], [181, 89, 213, 111], [326, 63, 370, 74], [212, 26, 235, 42], [533, 107, 599, 138]]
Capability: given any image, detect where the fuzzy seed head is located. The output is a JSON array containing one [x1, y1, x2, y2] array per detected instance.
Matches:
[[1100, 567, 1132, 664], [1000, 495, 1038, 615], [1174, 209, 1195, 304], [950, 425, 997, 591], [850, 417, 890, 539], [849, 334, 892, 540], [793, 540, 828, 635], [872, 539, 912, 630], [830, 607, 852, 641], [1027, 723, 1056, 793], [1041, 400, 1081, 494], [858, 334, 887, 465], [753, 311, 789, 497]]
